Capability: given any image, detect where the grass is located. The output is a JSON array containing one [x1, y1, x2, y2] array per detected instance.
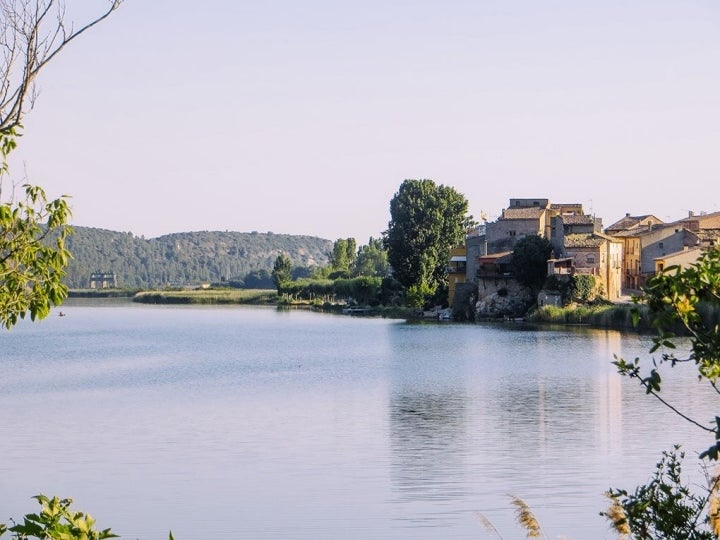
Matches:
[[526, 303, 653, 330], [132, 288, 277, 305]]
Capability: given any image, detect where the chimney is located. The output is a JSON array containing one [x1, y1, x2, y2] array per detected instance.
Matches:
[[689, 210, 695, 217]]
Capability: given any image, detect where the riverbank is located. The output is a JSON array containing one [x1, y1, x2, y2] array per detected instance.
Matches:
[[69, 288, 666, 330]]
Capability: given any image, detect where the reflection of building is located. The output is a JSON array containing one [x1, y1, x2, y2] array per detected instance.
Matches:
[[89, 272, 117, 289], [593, 330, 624, 457]]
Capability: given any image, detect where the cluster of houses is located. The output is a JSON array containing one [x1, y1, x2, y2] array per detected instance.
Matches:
[[447, 198, 720, 314]]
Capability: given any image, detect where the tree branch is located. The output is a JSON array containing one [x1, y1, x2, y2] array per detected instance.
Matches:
[[0, 0, 122, 132]]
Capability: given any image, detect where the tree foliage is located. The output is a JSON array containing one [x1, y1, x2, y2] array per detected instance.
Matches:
[[328, 237, 356, 273], [1, 0, 123, 328], [0, 495, 117, 540], [383, 179, 474, 303], [271, 253, 292, 290], [511, 235, 553, 293], [602, 446, 718, 540], [610, 249, 720, 538], [0, 173, 71, 328], [353, 237, 389, 278], [570, 274, 596, 304]]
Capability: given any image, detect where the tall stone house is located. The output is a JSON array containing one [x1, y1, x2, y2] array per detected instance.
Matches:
[[484, 198, 554, 254]]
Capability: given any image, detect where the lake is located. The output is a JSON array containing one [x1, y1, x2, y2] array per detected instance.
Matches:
[[0, 300, 715, 539]]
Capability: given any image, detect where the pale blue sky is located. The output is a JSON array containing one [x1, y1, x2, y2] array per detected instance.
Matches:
[[10, 0, 720, 242]]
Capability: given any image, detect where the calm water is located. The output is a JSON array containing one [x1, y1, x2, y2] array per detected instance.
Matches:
[[0, 300, 715, 539]]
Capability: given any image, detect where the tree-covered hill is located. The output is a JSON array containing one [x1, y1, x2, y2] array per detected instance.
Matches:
[[63, 227, 333, 289]]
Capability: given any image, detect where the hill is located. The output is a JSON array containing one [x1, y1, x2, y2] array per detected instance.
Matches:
[[62, 227, 333, 289]]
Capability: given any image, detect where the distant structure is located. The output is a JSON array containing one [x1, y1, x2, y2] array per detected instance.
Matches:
[[89, 272, 117, 289]]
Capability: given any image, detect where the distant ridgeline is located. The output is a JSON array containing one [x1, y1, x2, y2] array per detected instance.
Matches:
[[61, 227, 333, 289]]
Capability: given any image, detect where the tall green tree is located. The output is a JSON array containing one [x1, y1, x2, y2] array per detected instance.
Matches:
[[271, 253, 292, 290], [383, 179, 474, 304], [328, 237, 356, 274]]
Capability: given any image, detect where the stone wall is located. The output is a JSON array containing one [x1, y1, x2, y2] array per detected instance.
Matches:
[[475, 276, 532, 317]]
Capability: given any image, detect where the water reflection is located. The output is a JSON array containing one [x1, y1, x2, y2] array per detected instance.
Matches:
[[389, 390, 469, 502]]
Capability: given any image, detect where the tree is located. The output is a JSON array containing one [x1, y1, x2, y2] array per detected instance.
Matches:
[[510, 235, 553, 293], [383, 179, 474, 305], [609, 248, 720, 537], [271, 253, 292, 290], [328, 237, 356, 276], [0, 0, 123, 329], [353, 237, 389, 277]]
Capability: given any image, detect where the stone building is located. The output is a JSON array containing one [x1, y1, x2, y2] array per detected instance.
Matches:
[[561, 233, 623, 301]]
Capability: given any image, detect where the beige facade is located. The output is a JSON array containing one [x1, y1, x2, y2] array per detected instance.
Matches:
[[654, 247, 704, 273], [447, 246, 467, 307], [563, 233, 623, 300], [673, 210, 720, 232]]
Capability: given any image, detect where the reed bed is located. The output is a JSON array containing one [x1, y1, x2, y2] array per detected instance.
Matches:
[[133, 289, 277, 305]]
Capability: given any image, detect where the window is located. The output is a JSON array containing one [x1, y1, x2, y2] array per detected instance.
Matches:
[[586, 255, 595, 264], [659, 242, 664, 249], [508, 230, 516, 237]]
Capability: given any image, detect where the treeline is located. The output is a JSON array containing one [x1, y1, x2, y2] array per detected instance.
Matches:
[[61, 227, 333, 289], [278, 276, 403, 307], [269, 237, 401, 306]]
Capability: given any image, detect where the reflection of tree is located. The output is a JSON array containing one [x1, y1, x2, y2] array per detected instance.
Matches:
[[389, 389, 469, 502]]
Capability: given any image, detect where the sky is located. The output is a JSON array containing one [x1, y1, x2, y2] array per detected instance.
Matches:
[[8, 0, 720, 242]]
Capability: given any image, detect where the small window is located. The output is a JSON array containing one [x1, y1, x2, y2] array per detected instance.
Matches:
[[508, 230, 516, 237], [659, 242, 664, 249], [586, 255, 595, 264]]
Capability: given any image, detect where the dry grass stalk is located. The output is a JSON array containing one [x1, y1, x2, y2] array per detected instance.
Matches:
[[474, 511, 503, 539], [604, 492, 630, 538], [709, 466, 720, 536], [510, 496, 547, 539]]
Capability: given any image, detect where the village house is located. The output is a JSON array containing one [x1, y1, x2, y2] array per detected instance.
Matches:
[[559, 233, 623, 300], [484, 198, 553, 254], [89, 272, 117, 289], [447, 245, 467, 307], [654, 246, 705, 273], [550, 213, 602, 256], [604, 214, 665, 236], [605, 211, 720, 290]]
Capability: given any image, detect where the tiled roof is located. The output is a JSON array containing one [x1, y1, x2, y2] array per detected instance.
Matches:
[[606, 214, 662, 232], [501, 207, 546, 220], [550, 203, 584, 212], [696, 229, 720, 241], [478, 251, 513, 262], [558, 214, 594, 225], [564, 233, 605, 248]]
